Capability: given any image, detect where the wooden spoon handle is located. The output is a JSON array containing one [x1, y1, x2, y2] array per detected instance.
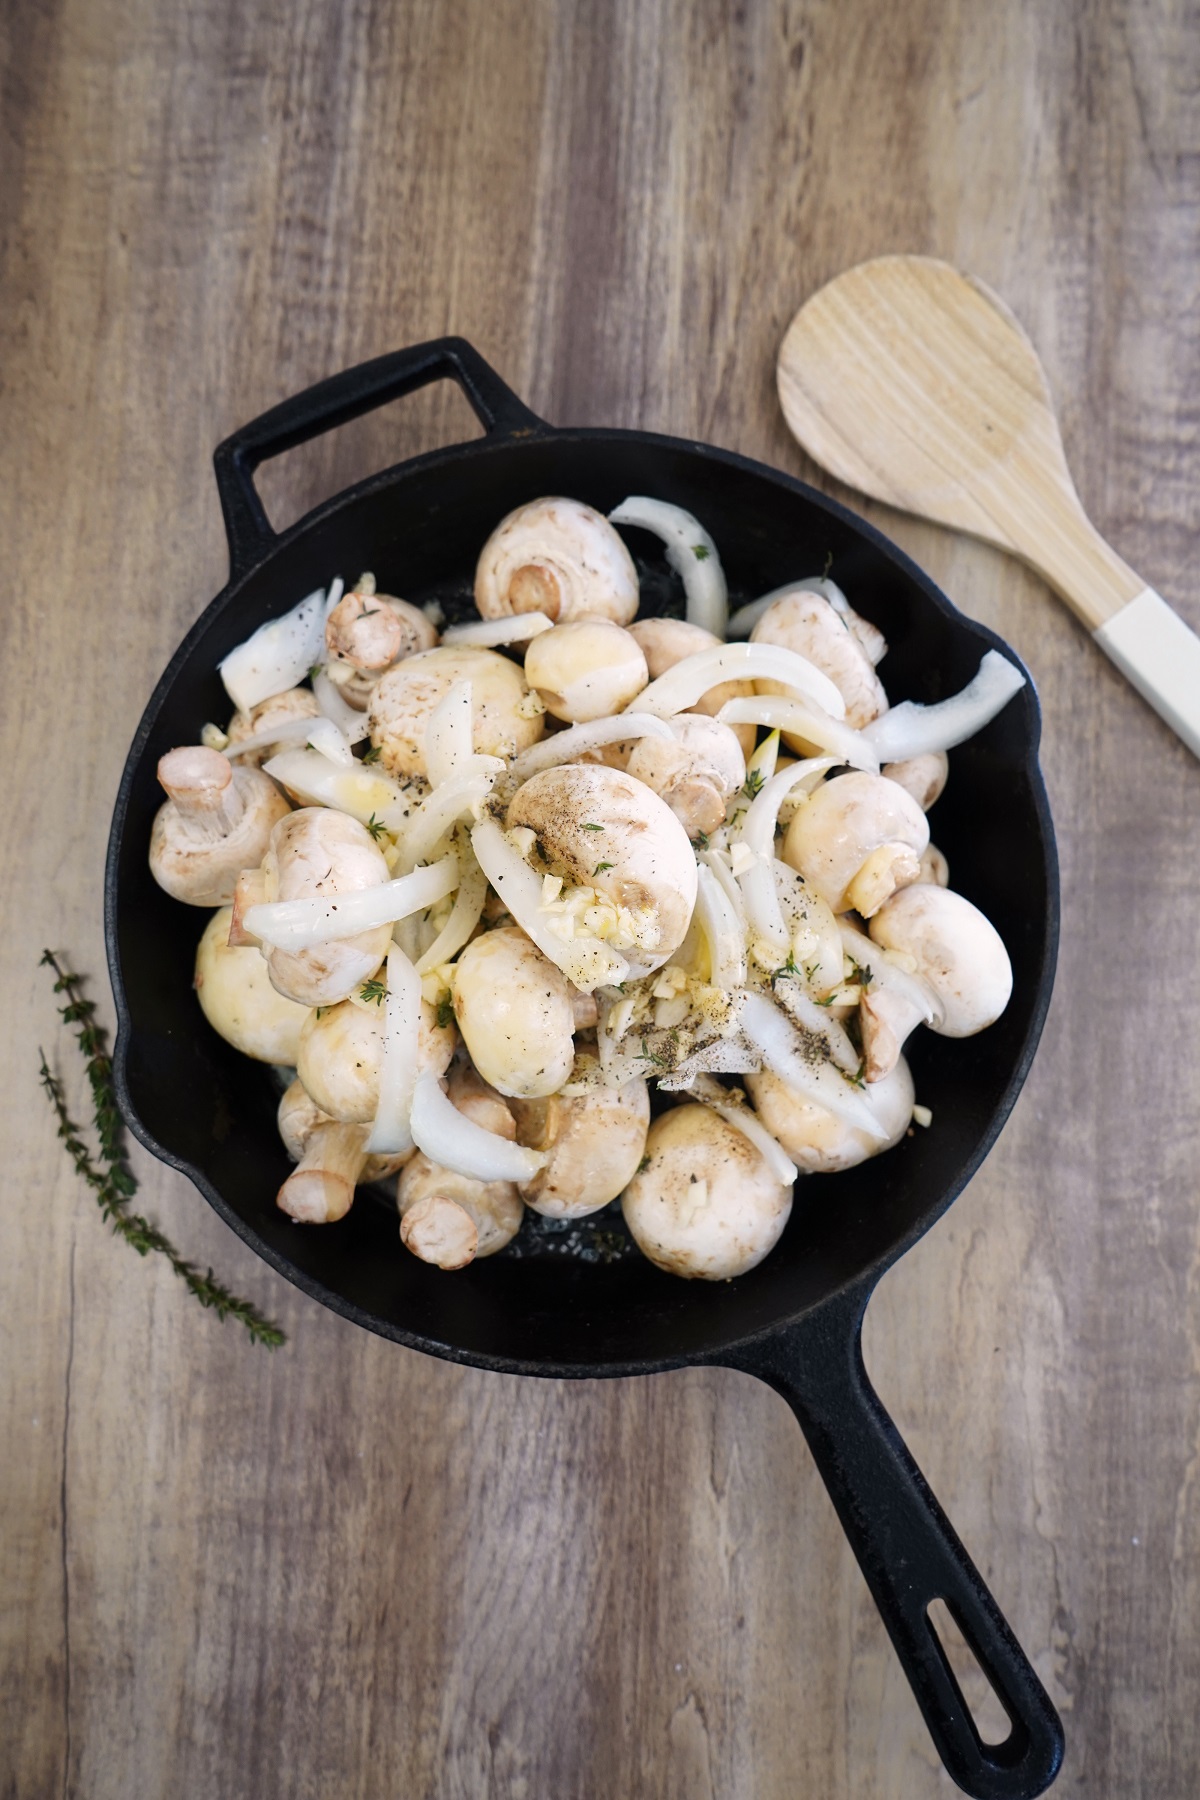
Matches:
[[1091, 587, 1200, 759]]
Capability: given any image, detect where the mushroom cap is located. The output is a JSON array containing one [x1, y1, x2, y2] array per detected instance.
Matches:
[[868, 885, 1012, 1037], [505, 763, 699, 970], [398, 1154, 523, 1265], [451, 926, 576, 1099], [751, 591, 889, 729], [523, 619, 648, 722], [621, 1104, 793, 1279], [626, 617, 756, 756], [782, 771, 929, 916], [296, 990, 457, 1122], [625, 713, 746, 839], [746, 1055, 915, 1173], [325, 591, 439, 708], [475, 497, 639, 625], [882, 750, 949, 812], [150, 751, 292, 907], [262, 808, 394, 1006], [511, 1078, 650, 1218], [226, 687, 321, 766], [194, 907, 308, 1063], [367, 644, 544, 777]]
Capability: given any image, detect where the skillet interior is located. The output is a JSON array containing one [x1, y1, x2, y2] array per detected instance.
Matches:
[[108, 428, 1057, 1375]]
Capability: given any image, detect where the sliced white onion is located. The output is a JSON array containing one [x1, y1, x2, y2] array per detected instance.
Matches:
[[506, 712, 673, 785], [262, 746, 412, 826], [863, 651, 1026, 761], [470, 817, 630, 992], [245, 853, 459, 951], [698, 848, 748, 931], [224, 715, 322, 761], [745, 728, 781, 788], [718, 695, 877, 772], [836, 917, 944, 1030], [326, 577, 345, 614], [739, 992, 887, 1140], [633, 641, 845, 722], [304, 715, 355, 767], [609, 496, 728, 636], [726, 577, 849, 639], [732, 759, 836, 962], [312, 668, 370, 742], [409, 1071, 547, 1181], [772, 988, 861, 1076], [364, 944, 421, 1154], [688, 1076, 798, 1185], [440, 612, 554, 647], [389, 753, 503, 872], [425, 680, 474, 788], [219, 585, 332, 714], [694, 864, 747, 990], [414, 847, 489, 975]]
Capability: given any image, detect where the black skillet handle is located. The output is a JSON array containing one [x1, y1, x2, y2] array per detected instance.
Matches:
[[212, 338, 547, 582], [722, 1285, 1064, 1799]]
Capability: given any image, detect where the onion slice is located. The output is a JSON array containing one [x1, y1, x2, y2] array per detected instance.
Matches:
[[633, 641, 845, 722], [609, 496, 728, 636], [739, 992, 887, 1139], [364, 944, 421, 1154], [262, 746, 412, 826], [245, 853, 459, 951], [409, 1071, 547, 1181], [718, 695, 877, 772], [425, 680, 474, 788], [694, 864, 747, 990], [837, 918, 944, 1029], [312, 668, 370, 742], [506, 713, 672, 785], [863, 651, 1026, 761], [225, 715, 322, 762], [219, 585, 337, 714], [389, 753, 503, 871], [470, 818, 630, 992], [732, 758, 835, 963], [688, 1074, 798, 1185], [726, 577, 850, 639], [440, 613, 554, 647], [304, 716, 355, 767], [414, 846, 489, 975]]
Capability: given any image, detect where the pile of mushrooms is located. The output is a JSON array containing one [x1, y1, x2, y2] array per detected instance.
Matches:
[[151, 494, 1025, 1281]]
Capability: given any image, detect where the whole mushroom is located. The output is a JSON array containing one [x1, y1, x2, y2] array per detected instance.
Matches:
[[367, 644, 544, 777], [451, 926, 576, 1100], [627, 616, 757, 756], [251, 808, 395, 1007], [625, 713, 746, 840], [751, 590, 889, 729], [276, 1079, 411, 1224], [475, 497, 639, 625], [746, 1055, 915, 1173], [621, 1104, 793, 1279], [324, 574, 439, 709], [782, 770, 929, 917], [867, 884, 1013, 1061], [882, 750, 949, 813], [397, 1151, 524, 1269], [296, 988, 457, 1123], [194, 907, 308, 1063], [509, 1078, 650, 1219], [523, 619, 648, 722], [225, 687, 321, 766], [149, 746, 291, 907]]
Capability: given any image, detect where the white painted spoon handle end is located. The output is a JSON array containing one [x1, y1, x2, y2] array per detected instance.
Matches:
[[1093, 589, 1200, 761]]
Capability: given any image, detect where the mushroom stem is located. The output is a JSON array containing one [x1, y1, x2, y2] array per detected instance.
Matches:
[[228, 867, 269, 945], [157, 746, 246, 840], [278, 1121, 369, 1224]]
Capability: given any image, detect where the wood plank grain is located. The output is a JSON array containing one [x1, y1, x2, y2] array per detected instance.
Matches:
[[2, 1, 1199, 1796]]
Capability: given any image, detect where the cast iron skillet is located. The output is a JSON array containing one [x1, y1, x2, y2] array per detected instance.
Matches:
[[106, 339, 1064, 1799]]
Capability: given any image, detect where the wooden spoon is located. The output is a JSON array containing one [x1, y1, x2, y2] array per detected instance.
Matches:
[[777, 255, 1200, 759]]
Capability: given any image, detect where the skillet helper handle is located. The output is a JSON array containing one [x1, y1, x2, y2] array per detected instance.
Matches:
[[213, 337, 546, 581], [725, 1287, 1064, 1800]]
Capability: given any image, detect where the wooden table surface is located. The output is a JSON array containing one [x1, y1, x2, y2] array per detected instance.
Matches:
[[4, 3, 1199, 1795]]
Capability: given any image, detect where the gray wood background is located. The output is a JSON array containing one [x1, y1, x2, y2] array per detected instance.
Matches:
[[3, 2, 1198, 1794]]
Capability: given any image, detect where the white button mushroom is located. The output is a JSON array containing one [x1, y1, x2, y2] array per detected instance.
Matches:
[[625, 713, 746, 841], [523, 619, 648, 722], [397, 1153, 524, 1268], [750, 590, 889, 729], [149, 745, 292, 907], [276, 1078, 411, 1224], [324, 576, 439, 709], [295, 988, 456, 1123], [745, 1055, 916, 1173], [451, 926, 577, 1100], [627, 616, 757, 756], [621, 1103, 793, 1279], [367, 645, 544, 778], [882, 750, 949, 812], [474, 497, 639, 625], [509, 1078, 650, 1219], [505, 763, 699, 972], [782, 771, 929, 917], [194, 907, 308, 1064], [225, 687, 321, 766], [914, 843, 950, 887], [868, 885, 1013, 1038], [255, 808, 395, 1007]]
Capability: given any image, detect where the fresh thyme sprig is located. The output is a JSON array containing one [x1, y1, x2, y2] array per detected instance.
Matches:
[[39, 951, 285, 1349]]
